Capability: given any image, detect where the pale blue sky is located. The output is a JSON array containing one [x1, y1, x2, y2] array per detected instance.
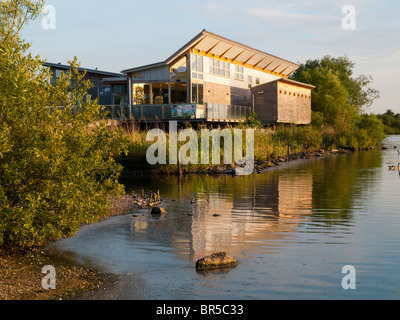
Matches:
[[22, 0, 400, 114]]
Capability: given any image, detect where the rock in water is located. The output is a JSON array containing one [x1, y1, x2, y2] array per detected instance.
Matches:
[[151, 207, 166, 214], [195, 252, 238, 270]]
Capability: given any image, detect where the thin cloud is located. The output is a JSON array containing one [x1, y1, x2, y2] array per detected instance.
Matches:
[[246, 8, 337, 24]]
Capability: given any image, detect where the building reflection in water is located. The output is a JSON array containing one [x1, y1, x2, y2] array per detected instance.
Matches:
[[129, 168, 314, 262], [189, 170, 313, 260]]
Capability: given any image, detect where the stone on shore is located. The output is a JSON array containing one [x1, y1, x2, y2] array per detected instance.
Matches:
[[195, 252, 238, 270]]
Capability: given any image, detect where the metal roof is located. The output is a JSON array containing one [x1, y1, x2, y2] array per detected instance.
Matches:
[[122, 30, 300, 77], [44, 62, 125, 78]]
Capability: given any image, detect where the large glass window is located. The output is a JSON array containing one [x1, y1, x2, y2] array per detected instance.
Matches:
[[132, 83, 150, 105], [209, 58, 230, 77], [191, 54, 203, 80], [99, 86, 112, 105], [113, 94, 128, 107], [191, 83, 204, 105], [171, 83, 187, 104], [198, 83, 203, 105], [170, 56, 187, 80], [192, 83, 197, 103], [234, 65, 244, 80], [113, 84, 127, 94], [152, 83, 169, 104]]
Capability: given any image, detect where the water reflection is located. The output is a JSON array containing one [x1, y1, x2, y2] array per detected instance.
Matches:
[[124, 150, 382, 261], [52, 141, 400, 299]]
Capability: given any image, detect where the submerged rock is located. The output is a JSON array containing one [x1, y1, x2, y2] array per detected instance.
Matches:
[[195, 252, 238, 270]]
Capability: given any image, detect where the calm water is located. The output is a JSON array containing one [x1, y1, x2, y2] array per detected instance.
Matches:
[[51, 136, 400, 300]]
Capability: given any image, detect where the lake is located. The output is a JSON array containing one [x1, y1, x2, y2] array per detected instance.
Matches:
[[50, 136, 400, 300]]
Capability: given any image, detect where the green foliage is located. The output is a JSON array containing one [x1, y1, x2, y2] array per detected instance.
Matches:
[[297, 126, 323, 150], [376, 109, 400, 134], [245, 110, 263, 128], [291, 55, 380, 113], [0, 0, 127, 248], [290, 55, 384, 149]]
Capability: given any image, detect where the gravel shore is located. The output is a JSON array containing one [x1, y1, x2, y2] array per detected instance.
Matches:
[[0, 246, 114, 300]]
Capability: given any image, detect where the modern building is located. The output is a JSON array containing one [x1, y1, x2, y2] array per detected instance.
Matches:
[[121, 30, 314, 125], [45, 30, 315, 126]]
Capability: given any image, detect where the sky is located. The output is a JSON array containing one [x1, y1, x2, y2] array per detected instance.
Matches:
[[21, 0, 400, 114]]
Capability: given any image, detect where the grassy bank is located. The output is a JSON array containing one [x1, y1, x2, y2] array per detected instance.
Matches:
[[117, 121, 383, 175]]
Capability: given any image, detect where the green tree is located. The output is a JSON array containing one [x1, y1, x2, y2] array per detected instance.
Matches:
[[291, 55, 379, 113], [290, 55, 384, 148], [377, 109, 400, 134], [0, 0, 127, 248]]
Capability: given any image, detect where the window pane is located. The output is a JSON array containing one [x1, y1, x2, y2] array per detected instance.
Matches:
[[113, 84, 127, 93], [192, 72, 197, 79], [198, 84, 203, 104], [99, 87, 112, 105], [192, 83, 197, 103], [198, 56, 203, 73], [191, 54, 197, 72], [170, 55, 187, 80], [152, 83, 169, 104], [171, 83, 187, 104], [144, 85, 150, 104]]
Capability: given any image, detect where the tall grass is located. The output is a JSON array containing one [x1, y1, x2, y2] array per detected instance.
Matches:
[[120, 123, 326, 172]]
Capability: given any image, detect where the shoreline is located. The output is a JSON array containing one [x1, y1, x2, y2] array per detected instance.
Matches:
[[0, 245, 115, 300], [120, 147, 358, 177], [0, 146, 365, 300]]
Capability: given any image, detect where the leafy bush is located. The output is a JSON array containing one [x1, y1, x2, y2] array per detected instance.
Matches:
[[245, 110, 263, 128], [297, 126, 322, 150], [0, 0, 126, 248]]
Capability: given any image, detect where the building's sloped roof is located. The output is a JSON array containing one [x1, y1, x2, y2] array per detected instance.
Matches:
[[122, 30, 299, 77], [44, 62, 125, 78], [277, 77, 316, 89]]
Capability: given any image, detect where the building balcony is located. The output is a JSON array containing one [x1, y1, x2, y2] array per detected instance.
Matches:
[[103, 103, 251, 123]]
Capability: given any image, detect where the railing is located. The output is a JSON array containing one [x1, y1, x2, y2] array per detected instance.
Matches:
[[102, 103, 250, 123], [206, 103, 250, 121]]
